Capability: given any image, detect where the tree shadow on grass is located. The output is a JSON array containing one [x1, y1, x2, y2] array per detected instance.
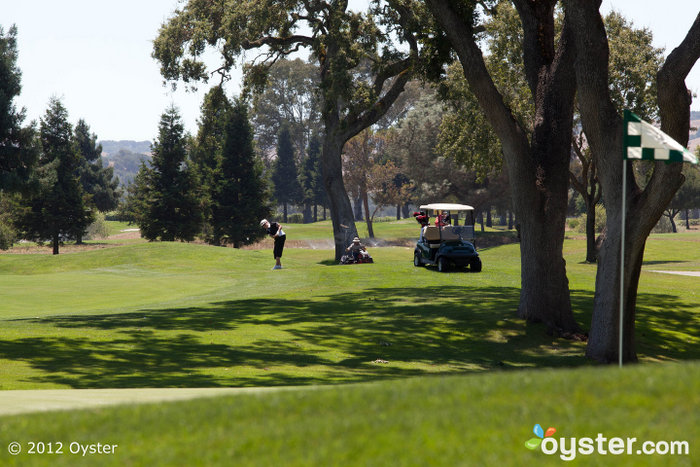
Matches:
[[0, 286, 696, 388]]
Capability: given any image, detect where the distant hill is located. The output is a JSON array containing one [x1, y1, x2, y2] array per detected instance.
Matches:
[[99, 140, 152, 186], [100, 140, 151, 155]]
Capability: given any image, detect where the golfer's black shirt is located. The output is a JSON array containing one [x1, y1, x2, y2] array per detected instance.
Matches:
[[267, 222, 283, 237]]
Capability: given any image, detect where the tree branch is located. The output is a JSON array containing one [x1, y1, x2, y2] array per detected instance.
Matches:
[[242, 34, 315, 51]]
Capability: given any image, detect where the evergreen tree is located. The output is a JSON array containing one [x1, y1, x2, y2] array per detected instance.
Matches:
[[118, 160, 150, 225], [271, 122, 302, 222], [299, 131, 323, 223], [0, 25, 38, 193], [138, 106, 201, 242], [210, 99, 269, 247], [74, 119, 120, 213], [17, 97, 93, 254], [192, 87, 233, 240]]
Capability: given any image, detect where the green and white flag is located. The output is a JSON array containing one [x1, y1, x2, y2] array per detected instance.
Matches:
[[624, 110, 698, 164]]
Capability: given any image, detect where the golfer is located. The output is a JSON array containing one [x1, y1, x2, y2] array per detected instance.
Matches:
[[260, 219, 286, 270]]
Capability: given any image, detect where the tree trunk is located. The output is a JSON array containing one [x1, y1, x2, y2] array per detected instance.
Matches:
[[314, 204, 318, 223], [669, 212, 678, 233], [321, 136, 358, 261], [508, 211, 514, 230], [363, 192, 374, 239], [303, 202, 312, 223], [685, 209, 690, 229], [354, 194, 363, 221], [282, 202, 288, 223], [585, 197, 597, 262], [515, 179, 578, 332], [396, 204, 400, 220], [52, 232, 59, 255], [486, 208, 493, 227]]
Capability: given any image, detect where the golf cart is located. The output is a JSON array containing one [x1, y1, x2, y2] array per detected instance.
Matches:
[[413, 203, 482, 272]]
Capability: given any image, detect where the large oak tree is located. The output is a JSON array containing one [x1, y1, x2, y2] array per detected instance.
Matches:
[[153, 0, 422, 260]]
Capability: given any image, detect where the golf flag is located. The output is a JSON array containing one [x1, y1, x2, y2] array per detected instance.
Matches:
[[619, 110, 697, 368], [624, 110, 698, 164]]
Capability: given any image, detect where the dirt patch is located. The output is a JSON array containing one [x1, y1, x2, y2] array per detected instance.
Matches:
[[108, 230, 142, 240], [1, 242, 119, 255]]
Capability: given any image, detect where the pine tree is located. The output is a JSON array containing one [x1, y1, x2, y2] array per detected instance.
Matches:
[[271, 122, 302, 222], [17, 97, 93, 254], [211, 99, 269, 247], [192, 86, 233, 240], [138, 106, 201, 242], [299, 131, 324, 223], [0, 25, 38, 193], [75, 119, 120, 213]]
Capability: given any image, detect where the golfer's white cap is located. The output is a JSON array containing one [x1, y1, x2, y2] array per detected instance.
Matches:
[[260, 219, 268, 227]]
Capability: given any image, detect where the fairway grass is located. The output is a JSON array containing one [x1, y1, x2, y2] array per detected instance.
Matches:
[[0, 224, 698, 465], [0, 230, 698, 390], [0, 362, 696, 466]]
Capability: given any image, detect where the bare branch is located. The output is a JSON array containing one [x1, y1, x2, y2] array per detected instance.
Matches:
[[242, 34, 315, 51]]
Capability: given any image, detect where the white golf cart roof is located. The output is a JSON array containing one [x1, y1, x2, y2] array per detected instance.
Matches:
[[419, 203, 474, 212]]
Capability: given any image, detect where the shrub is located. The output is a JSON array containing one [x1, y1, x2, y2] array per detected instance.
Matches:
[[85, 212, 110, 240], [287, 213, 304, 224], [0, 220, 16, 250], [652, 216, 673, 233]]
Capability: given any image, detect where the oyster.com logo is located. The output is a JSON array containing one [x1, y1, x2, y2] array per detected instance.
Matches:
[[525, 424, 556, 450]]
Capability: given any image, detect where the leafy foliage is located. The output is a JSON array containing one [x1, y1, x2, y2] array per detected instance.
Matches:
[[250, 58, 321, 158], [435, 2, 532, 181], [605, 11, 664, 120]]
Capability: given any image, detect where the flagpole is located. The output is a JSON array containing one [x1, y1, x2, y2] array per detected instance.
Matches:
[[619, 158, 627, 368]]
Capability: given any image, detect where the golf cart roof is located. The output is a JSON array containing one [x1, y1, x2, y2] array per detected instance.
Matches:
[[419, 203, 474, 212]]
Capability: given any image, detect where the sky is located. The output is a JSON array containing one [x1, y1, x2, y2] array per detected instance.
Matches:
[[4, 0, 700, 143]]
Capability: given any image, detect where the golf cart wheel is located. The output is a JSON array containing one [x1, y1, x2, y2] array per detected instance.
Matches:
[[437, 256, 447, 272], [414, 253, 423, 267], [471, 258, 482, 272]]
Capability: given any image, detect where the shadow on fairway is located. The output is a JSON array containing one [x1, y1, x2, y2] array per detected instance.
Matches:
[[0, 287, 696, 388]]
